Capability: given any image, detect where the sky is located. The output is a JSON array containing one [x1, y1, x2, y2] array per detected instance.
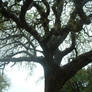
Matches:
[[4, 63, 44, 92]]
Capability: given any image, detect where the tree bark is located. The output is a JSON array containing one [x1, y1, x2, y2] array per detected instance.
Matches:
[[44, 67, 67, 92], [43, 55, 67, 92]]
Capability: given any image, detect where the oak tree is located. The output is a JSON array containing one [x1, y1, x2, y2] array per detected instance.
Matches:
[[0, 0, 92, 92]]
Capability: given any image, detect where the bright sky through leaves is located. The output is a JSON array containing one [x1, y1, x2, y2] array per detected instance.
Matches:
[[5, 63, 44, 92]]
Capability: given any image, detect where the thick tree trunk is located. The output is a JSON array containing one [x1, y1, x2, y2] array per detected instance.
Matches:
[[43, 53, 68, 92], [44, 65, 67, 92]]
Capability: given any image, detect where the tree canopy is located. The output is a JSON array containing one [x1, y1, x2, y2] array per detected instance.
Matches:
[[0, 0, 92, 92]]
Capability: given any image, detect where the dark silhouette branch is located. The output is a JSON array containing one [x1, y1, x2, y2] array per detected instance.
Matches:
[[62, 50, 92, 79], [61, 32, 76, 56], [0, 0, 42, 42], [66, 8, 84, 32], [19, 0, 42, 41], [0, 1, 19, 24], [46, 31, 69, 52], [0, 56, 44, 65], [33, 1, 49, 35], [52, 0, 64, 31], [42, 0, 50, 17], [54, 32, 76, 66], [73, 0, 91, 24]]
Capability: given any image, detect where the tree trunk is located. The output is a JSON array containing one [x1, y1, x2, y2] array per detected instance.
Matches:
[[44, 65, 67, 92], [43, 53, 68, 92]]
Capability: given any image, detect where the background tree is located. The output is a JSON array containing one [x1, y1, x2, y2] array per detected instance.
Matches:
[[0, 72, 10, 92], [0, 0, 92, 92], [62, 65, 92, 92]]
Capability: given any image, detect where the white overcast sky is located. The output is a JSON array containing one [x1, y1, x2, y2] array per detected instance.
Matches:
[[4, 63, 44, 92]]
